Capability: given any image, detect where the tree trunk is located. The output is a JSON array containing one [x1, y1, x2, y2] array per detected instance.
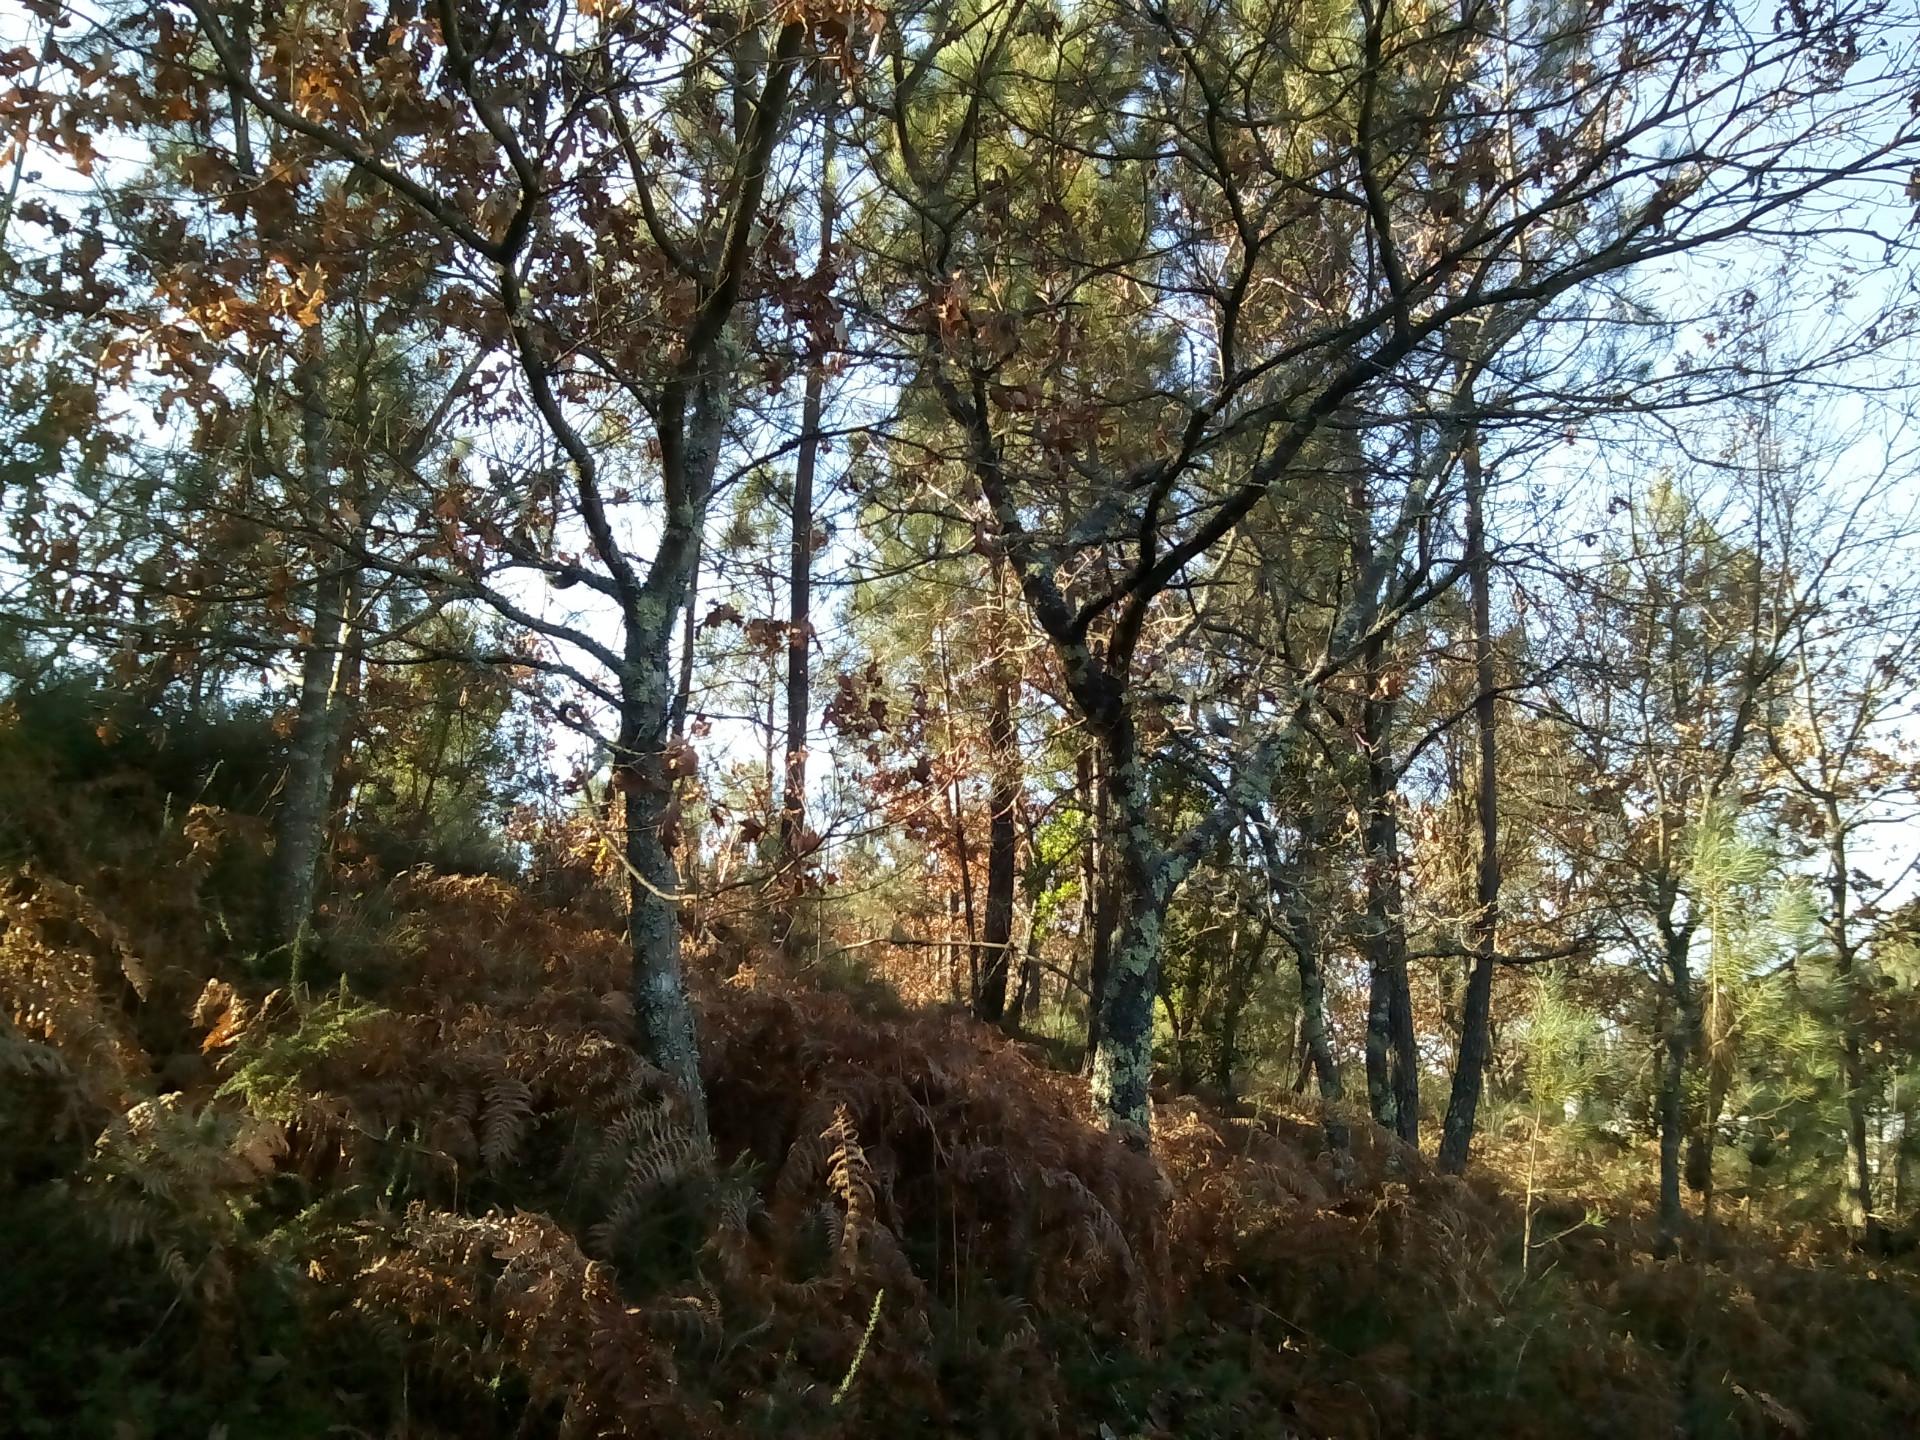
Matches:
[[272, 572, 347, 960], [1360, 654, 1418, 1146], [1170, 909, 1218, 1093], [616, 375, 734, 1139], [1088, 716, 1165, 1137], [1210, 896, 1257, 1103], [1389, 954, 1418, 1147], [319, 574, 363, 845], [1825, 817, 1882, 1243], [669, 533, 701, 744], [1896, 1102, 1912, 1222], [976, 592, 1018, 1023], [620, 615, 705, 1133], [777, 118, 834, 954], [1846, 1027, 1878, 1241], [621, 726, 704, 1136], [1440, 410, 1501, 1175], [1365, 955, 1397, 1132], [270, 339, 346, 964], [933, 628, 980, 996], [1260, 817, 1346, 1149], [1082, 745, 1115, 1071], [1654, 935, 1695, 1258], [1007, 900, 1043, 1027]]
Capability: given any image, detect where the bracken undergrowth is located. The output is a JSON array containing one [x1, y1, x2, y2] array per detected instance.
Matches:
[[3, 756, 1918, 1439]]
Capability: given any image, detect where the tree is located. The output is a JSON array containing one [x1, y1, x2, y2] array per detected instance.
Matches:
[[862, 0, 1920, 1137], [12, 0, 873, 1131], [1439, 382, 1500, 1172], [1764, 463, 1920, 1241], [1548, 478, 1793, 1254]]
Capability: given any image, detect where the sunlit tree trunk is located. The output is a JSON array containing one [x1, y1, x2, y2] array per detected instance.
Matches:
[[615, 378, 739, 1140]]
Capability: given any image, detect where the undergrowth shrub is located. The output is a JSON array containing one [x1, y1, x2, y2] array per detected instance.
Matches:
[[3, 762, 1920, 1437]]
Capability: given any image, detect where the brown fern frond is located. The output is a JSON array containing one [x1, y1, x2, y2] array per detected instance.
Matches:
[[479, 1071, 534, 1171]]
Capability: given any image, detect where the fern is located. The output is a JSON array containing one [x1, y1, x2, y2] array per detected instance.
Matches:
[[216, 988, 388, 1124], [479, 1071, 534, 1171]]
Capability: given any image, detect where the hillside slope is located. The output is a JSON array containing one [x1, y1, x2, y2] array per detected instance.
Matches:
[[4, 776, 1918, 1438]]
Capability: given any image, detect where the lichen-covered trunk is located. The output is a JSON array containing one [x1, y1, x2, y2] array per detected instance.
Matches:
[[1080, 747, 1115, 1070], [621, 606, 707, 1134], [1091, 876, 1164, 1136], [622, 732, 705, 1136], [1089, 719, 1166, 1137], [1295, 926, 1348, 1151], [618, 385, 725, 1138]]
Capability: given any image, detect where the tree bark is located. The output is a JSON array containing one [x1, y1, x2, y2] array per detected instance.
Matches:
[[777, 116, 835, 955], [1210, 892, 1255, 1102], [976, 563, 1020, 1021], [976, 591, 1018, 1023], [669, 532, 701, 744], [1360, 648, 1418, 1146], [270, 338, 348, 964], [1088, 711, 1165, 1136], [617, 376, 736, 1139], [1007, 900, 1042, 1026], [1896, 1102, 1912, 1222], [1440, 408, 1501, 1174], [1258, 815, 1346, 1148], [1081, 745, 1115, 1070], [319, 573, 362, 843], [1654, 931, 1695, 1258], [1813, 814, 1881, 1243]]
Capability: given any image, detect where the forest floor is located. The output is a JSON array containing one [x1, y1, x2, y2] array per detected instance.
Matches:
[[5, 761, 1920, 1439]]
